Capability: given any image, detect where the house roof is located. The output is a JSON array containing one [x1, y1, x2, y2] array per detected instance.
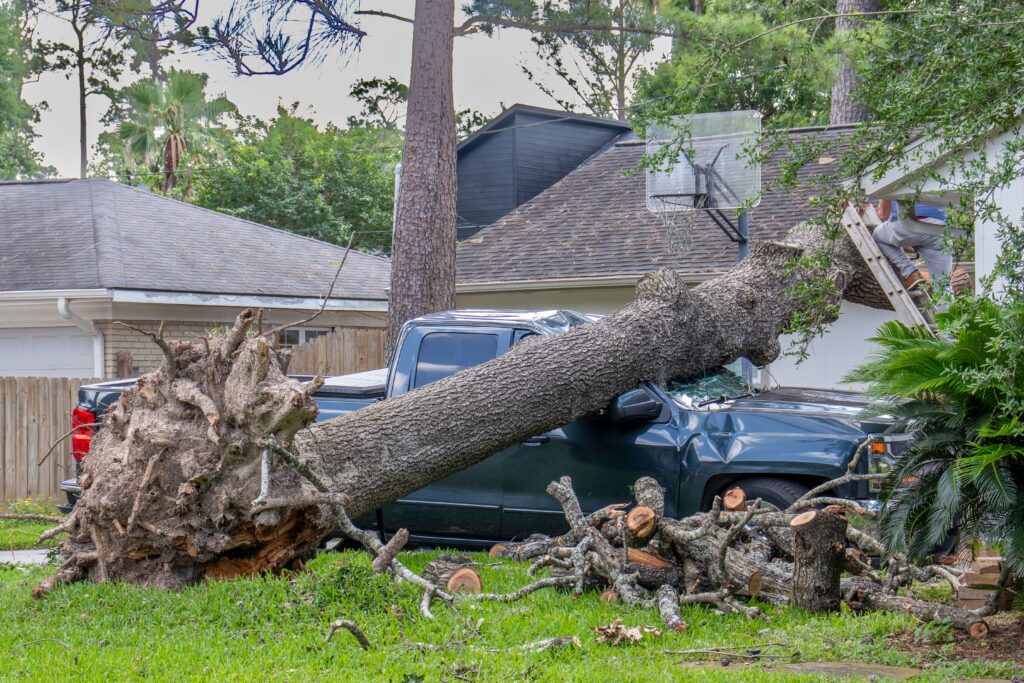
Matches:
[[457, 104, 631, 154], [0, 179, 390, 301], [456, 126, 855, 286]]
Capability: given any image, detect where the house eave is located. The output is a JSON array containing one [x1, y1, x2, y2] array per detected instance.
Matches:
[[0, 288, 111, 302], [109, 289, 389, 312]]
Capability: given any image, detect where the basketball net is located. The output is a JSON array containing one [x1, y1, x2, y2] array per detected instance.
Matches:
[[649, 195, 696, 252]]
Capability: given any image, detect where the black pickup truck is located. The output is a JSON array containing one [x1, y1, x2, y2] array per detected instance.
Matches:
[[63, 309, 897, 547]]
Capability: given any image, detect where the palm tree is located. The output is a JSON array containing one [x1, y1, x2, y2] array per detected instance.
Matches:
[[846, 296, 1024, 573], [113, 69, 236, 192]]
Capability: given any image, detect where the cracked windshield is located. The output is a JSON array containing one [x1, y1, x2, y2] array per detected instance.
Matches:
[[666, 362, 755, 409]]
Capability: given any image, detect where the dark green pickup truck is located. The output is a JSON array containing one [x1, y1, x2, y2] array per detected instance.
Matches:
[[64, 309, 899, 547]]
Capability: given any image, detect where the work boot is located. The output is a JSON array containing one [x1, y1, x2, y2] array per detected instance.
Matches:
[[903, 271, 926, 291]]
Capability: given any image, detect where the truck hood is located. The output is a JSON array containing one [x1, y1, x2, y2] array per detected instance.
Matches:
[[732, 386, 874, 420]]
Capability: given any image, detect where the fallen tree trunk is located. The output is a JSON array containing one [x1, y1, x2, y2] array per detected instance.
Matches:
[[42, 216, 888, 592]]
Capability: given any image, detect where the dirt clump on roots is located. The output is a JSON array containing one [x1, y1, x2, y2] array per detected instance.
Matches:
[[35, 311, 330, 595]]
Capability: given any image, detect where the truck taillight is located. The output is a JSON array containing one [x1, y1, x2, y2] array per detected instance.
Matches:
[[71, 407, 95, 461]]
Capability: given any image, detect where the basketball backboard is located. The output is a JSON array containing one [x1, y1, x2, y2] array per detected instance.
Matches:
[[646, 110, 762, 213]]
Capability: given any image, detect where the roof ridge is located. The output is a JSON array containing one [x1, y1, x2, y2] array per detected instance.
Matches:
[[0, 178, 76, 186]]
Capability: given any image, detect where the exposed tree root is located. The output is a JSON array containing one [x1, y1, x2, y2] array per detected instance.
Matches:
[[36, 309, 329, 593]]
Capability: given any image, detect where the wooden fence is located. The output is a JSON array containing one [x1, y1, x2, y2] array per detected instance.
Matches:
[[1, 377, 97, 503], [286, 327, 387, 377]]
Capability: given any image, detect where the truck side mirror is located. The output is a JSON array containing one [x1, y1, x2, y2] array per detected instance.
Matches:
[[609, 387, 662, 426]]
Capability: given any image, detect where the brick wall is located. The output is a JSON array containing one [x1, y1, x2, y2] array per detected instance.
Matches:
[[96, 320, 228, 378]]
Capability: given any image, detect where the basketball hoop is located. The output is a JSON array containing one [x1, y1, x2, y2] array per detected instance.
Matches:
[[645, 110, 762, 255], [649, 194, 696, 252]]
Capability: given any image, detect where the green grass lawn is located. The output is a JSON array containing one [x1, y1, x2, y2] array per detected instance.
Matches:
[[0, 549, 1021, 682], [0, 500, 60, 551]]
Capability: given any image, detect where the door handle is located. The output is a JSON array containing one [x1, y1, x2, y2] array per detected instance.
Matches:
[[521, 435, 550, 446]]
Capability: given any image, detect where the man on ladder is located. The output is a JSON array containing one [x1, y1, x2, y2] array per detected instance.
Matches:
[[871, 199, 953, 295]]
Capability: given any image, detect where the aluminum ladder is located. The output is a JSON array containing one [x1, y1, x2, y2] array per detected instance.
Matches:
[[839, 204, 933, 330]]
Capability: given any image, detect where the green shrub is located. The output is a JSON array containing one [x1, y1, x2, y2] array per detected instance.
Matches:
[[846, 295, 1024, 573]]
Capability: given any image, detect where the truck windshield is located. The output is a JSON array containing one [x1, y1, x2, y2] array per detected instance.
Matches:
[[666, 367, 749, 409]]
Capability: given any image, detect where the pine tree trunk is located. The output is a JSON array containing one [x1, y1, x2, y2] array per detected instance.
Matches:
[[41, 217, 890, 593], [75, 26, 88, 179], [830, 0, 877, 125], [386, 0, 457, 357]]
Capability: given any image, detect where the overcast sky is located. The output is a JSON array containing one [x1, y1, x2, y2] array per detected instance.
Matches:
[[24, 1, 669, 177]]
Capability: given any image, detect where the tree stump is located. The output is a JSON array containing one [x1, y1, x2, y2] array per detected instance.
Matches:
[[790, 510, 847, 612], [422, 555, 482, 593]]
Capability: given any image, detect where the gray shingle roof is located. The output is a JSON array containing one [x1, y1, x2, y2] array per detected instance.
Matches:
[[0, 179, 390, 300], [456, 126, 854, 284]]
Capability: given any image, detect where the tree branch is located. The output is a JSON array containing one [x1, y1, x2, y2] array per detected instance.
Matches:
[[730, 10, 920, 51], [355, 9, 413, 25], [454, 15, 680, 38], [263, 232, 355, 340]]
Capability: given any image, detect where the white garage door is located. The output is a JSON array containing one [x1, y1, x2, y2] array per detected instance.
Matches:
[[0, 327, 94, 378]]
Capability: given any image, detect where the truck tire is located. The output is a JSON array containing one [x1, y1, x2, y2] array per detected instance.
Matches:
[[721, 477, 809, 511]]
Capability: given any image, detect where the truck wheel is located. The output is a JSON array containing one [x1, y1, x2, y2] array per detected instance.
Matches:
[[722, 477, 809, 511]]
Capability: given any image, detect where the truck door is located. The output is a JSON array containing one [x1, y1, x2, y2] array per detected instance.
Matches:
[[500, 386, 682, 540], [381, 326, 514, 540]]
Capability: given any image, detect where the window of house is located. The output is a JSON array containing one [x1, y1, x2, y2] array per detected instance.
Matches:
[[277, 327, 332, 349], [413, 331, 499, 389]]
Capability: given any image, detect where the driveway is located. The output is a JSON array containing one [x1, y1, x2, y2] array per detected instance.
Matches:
[[1, 549, 52, 565]]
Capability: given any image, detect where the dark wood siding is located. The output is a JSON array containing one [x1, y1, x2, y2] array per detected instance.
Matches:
[[457, 128, 515, 235], [513, 113, 622, 206], [456, 107, 629, 239]]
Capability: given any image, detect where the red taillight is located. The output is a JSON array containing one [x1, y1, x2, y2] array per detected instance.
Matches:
[[71, 407, 96, 461]]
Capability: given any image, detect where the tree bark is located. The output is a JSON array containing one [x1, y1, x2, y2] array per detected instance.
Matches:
[[830, 0, 877, 124], [42, 215, 889, 592], [790, 510, 847, 612], [75, 24, 88, 179], [386, 0, 457, 356]]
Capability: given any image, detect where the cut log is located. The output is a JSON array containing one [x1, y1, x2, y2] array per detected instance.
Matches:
[[629, 563, 687, 592], [790, 510, 847, 612], [423, 555, 482, 593], [632, 477, 666, 516], [447, 568, 483, 593], [723, 487, 747, 512], [625, 506, 658, 542], [44, 210, 891, 591], [627, 548, 672, 569], [844, 577, 990, 637], [488, 544, 508, 559], [656, 585, 688, 632]]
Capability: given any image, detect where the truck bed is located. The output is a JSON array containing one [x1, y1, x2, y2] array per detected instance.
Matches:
[[313, 368, 388, 420]]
